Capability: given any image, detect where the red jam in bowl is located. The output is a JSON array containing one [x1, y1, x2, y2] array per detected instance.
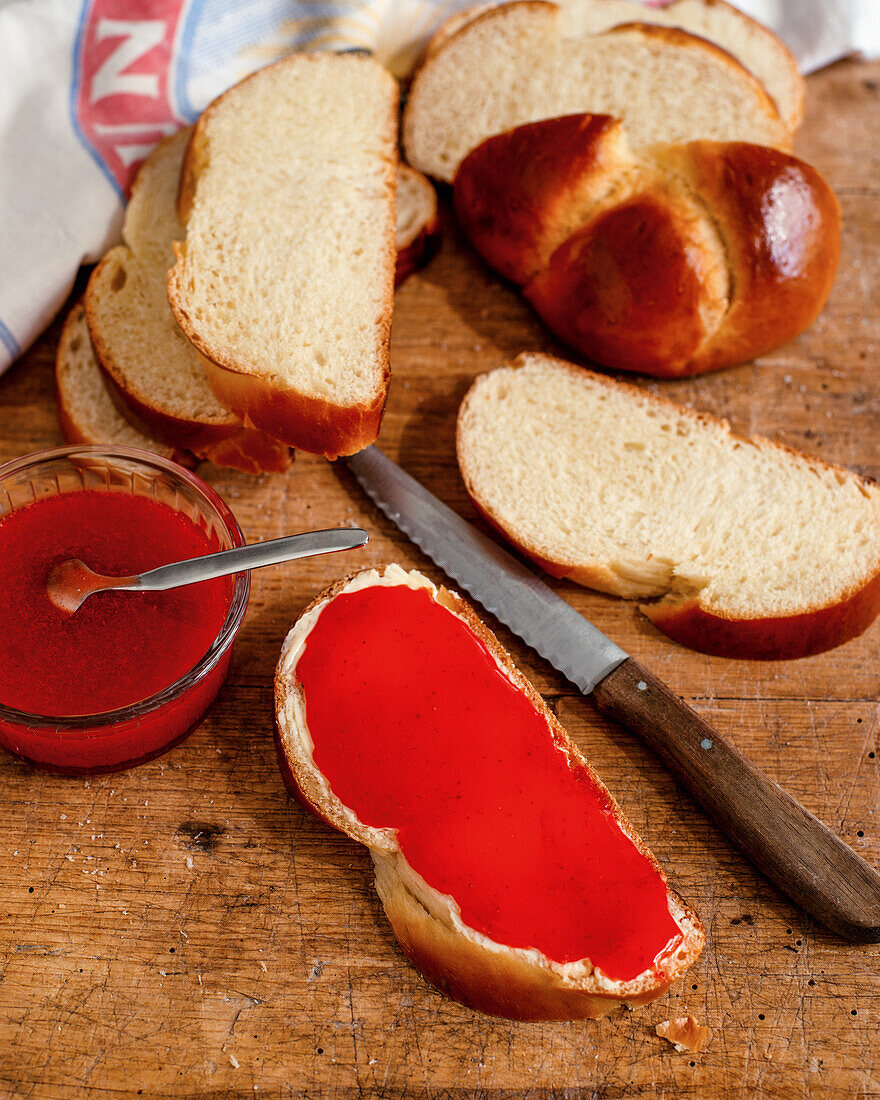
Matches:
[[0, 450, 248, 773]]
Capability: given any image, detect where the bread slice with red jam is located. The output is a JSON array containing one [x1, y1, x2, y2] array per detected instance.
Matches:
[[274, 565, 704, 1021]]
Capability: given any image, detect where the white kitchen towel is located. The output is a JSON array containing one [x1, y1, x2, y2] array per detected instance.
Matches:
[[0, 0, 877, 372]]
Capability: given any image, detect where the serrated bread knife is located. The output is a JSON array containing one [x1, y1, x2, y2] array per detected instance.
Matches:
[[345, 445, 880, 942]]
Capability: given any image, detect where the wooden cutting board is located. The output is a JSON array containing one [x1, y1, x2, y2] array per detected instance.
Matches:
[[0, 58, 878, 1100]]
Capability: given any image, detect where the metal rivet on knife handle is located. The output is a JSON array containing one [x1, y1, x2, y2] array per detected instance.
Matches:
[[592, 658, 880, 943]]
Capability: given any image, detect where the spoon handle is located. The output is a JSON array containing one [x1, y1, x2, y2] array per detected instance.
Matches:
[[130, 528, 368, 592]]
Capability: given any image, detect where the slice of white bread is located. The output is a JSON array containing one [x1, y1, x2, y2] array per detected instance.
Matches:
[[55, 301, 185, 462], [68, 149, 430, 469], [559, 0, 803, 134], [168, 54, 399, 459], [403, 0, 791, 183], [425, 0, 803, 134], [85, 130, 292, 475], [395, 163, 440, 287], [57, 304, 284, 474], [457, 354, 880, 660], [275, 565, 704, 1020]]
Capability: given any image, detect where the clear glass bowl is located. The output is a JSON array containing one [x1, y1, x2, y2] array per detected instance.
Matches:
[[0, 445, 250, 773]]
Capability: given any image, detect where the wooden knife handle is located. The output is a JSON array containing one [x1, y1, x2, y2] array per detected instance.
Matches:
[[592, 657, 880, 942]]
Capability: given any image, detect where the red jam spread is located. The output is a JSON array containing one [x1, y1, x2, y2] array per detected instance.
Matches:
[[297, 582, 683, 981], [0, 490, 232, 717]]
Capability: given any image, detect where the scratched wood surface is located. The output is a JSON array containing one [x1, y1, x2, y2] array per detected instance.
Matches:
[[0, 59, 878, 1100]]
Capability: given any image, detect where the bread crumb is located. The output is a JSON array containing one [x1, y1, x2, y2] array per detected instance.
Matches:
[[656, 1016, 712, 1053], [229, 1053, 240, 1069]]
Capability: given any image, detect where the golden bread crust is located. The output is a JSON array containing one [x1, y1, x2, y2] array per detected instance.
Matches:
[[199, 356, 388, 460], [169, 54, 398, 458], [642, 571, 880, 661], [456, 355, 880, 659], [394, 164, 441, 288], [55, 300, 196, 466], [455, 117, 839, 377], [373, 851, 701, 1020]]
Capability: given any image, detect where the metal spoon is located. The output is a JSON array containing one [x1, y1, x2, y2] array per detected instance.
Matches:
[[46, 527, 368, 615]]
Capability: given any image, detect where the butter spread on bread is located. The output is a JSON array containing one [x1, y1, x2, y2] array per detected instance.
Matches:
[[456, 355, 880, 660], [275, 565, 704, 1020]]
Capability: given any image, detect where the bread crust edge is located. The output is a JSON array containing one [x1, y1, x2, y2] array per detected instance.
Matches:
[[395, 165, 442, 288], [403, 0, 790, 183], [456, 355, 880, 659], [274, 565, 705, 1020], [642, 570, 880, 660], [169, 53, 398, 459]]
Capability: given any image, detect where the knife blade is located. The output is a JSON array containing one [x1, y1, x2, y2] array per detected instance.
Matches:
[[345, 444, 880, 942]]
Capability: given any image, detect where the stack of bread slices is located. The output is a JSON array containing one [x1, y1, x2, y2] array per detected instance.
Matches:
[[56, 3, 840, 468], [57, 53, 440, 471], [404, 0, 840, 379], [399, 1, 876, 660]]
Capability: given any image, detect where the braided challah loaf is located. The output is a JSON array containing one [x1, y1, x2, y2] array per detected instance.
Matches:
[[454, 114, 840, 377]]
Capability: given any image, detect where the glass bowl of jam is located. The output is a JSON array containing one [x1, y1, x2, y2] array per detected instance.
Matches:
[[0, 445, 250, 773]]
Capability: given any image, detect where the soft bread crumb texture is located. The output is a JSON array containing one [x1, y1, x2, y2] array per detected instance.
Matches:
[[404, 4, 788, 182], [456, 356, 880, 617], [396, 164, 436, 245], [56, 304, 176, 456], [170, 54, 397, 409], [86, 130, 239, 425], [656, 1015, 713, 1053], [558, 0, 803, 132]]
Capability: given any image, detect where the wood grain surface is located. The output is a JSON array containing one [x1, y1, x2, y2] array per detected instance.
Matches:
[[0, 59, 878, 1099]]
